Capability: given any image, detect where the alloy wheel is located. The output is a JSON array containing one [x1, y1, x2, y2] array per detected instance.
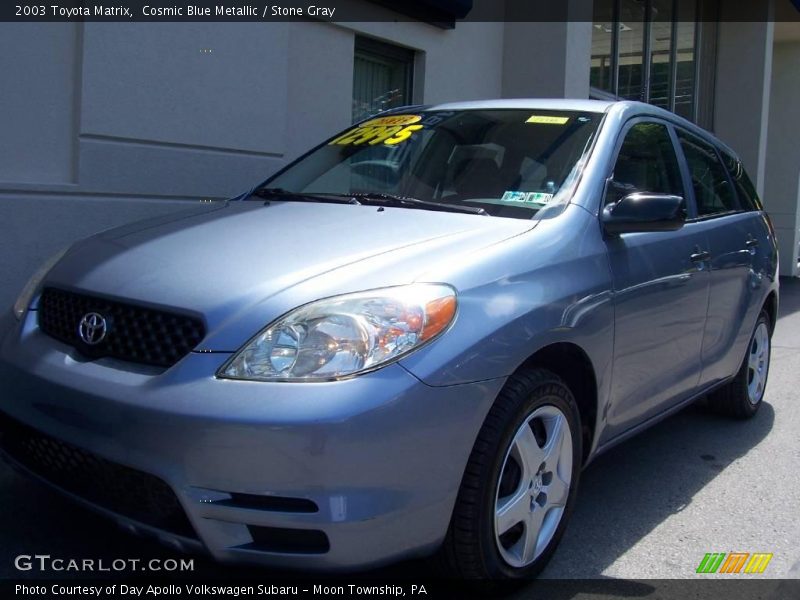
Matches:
[[494, 405, 573, 568], [747, 321, 770, 405]]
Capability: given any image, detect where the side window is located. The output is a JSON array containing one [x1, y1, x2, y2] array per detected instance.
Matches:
[[676, 130, 740, 217], [721, 151, 763, 212], [607, 122, 684, 205]]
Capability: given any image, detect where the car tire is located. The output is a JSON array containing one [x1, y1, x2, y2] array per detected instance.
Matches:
[[707, 310, 771, 419], [437, 368, 582, 579]]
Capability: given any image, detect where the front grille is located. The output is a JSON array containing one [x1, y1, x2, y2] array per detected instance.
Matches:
[[38, 287, 205, 368], [0, 411, 197, 539]]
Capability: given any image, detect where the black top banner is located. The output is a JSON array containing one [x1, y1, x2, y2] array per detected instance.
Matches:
[[3, 0, 800, 23]]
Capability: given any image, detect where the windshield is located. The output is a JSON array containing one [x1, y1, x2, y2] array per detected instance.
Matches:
[[262, 109, 602, 219]]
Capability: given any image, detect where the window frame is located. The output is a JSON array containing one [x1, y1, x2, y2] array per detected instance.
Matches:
[[590, 0, 716, 128], [672, 126, 744, 222], [720, 150, 763, 213], [601, 116, 698, 219], [352, 36, 416, 124]]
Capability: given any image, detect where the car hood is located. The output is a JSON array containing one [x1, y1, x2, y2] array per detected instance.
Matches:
[[44, 201, 535, 350]]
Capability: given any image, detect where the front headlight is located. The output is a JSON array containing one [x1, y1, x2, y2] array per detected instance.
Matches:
[[13, 247, 70, 320], [219, 284, 457, 381]]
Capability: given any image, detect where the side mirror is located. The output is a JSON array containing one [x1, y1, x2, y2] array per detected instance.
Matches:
[[602, 192, 686, 235]]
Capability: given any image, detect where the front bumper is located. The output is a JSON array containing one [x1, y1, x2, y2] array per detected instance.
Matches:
[[0, 312, 505, 571]]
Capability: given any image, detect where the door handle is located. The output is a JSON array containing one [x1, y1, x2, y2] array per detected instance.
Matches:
[[690, 250, 711, 263], [745, 237, 760, 248]]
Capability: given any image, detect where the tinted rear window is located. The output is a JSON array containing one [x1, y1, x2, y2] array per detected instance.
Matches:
[[721, 152, 763, 212], [676, 130, 740, 217]]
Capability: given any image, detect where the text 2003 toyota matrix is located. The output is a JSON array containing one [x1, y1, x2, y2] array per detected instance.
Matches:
[[0, 99, 778, 579]]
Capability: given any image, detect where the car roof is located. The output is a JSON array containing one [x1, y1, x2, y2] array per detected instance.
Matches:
[[421, 98, 615, 113], [386, 98, 741, 163]]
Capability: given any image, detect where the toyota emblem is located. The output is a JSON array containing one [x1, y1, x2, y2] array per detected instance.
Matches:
[[78, 312, 108, 345]]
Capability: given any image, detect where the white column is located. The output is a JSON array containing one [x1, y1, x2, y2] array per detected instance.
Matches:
[[765, 41, 800, 277], [501, 0, 592, 99], [713, 7, 774, 196]]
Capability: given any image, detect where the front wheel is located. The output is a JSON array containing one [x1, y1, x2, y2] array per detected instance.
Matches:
[[437, 368, 582, 579], [707, 310, 772, 419]]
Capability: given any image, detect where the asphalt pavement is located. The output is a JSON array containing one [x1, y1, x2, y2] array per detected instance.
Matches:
[[1, 279, 798, 585]]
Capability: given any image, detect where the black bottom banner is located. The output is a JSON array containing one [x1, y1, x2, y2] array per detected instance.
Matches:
[[4, 578, 800, 600]]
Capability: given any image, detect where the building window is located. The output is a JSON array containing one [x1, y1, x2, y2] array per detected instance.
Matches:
[[617, 0, 646, 101], [590, 0, 615, 93], [352, 37, 415, 123], [590, 0, 716, 128], [649, 0, 677, 110]]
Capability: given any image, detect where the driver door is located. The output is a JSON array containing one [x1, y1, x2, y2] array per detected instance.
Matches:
[[601, 119, 711, 442]]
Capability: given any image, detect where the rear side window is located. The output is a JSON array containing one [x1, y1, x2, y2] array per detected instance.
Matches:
[[606, 122, 684, 204], [676, 130, 740, 217], [721, 152, 763, 212]]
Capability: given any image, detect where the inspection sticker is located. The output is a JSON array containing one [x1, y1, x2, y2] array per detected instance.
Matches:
[[501, 191, 554, 205], [526, 115, 570, 125], [329, 115, 424, 147]]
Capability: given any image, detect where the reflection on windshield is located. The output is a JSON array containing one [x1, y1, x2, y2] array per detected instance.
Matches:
[[264, 109, 602, 219]]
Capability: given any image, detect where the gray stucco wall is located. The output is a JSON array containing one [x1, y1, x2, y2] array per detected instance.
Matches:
[[0, 17, 508, 309]]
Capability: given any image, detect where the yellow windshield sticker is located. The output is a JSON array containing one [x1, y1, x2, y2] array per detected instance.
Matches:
[[526, 115, 570, 125], [329, 115, 424, 147], [360, 114, 422, 127]]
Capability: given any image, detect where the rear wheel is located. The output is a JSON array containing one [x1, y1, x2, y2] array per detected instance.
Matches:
[[437, 368, 581, 579], [707, 310, 771, 419]]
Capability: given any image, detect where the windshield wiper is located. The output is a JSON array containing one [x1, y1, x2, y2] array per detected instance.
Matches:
[[342, 192, 488, 216], [252, 188, 486, 215], [251, 187, 361, 206]]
